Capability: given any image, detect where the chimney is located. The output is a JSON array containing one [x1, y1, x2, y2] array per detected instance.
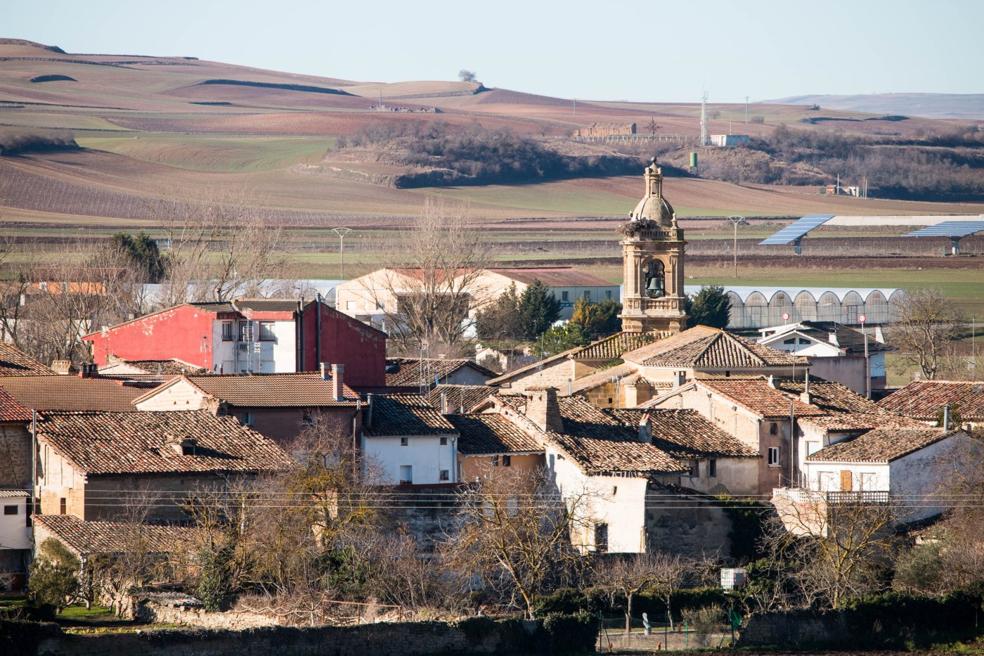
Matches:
[[638, 413, 652, 443], [320, 362, 330, 381], [767, 375, 776, 389], [78, 363, 98, 379], [800, 370, 811, 405], [440, 391, 448, 415], [942, 404, 950, 430], [366, 393, 374, 429], [331, 363, 345, 402], [524, 387, 564, 433]]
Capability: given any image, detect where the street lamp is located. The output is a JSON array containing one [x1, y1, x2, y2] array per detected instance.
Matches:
[[331, 227, 353, 280], [727, 216, 748, 279]]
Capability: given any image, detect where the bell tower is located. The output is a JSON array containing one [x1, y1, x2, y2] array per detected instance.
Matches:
[[619, 161, 687, 334]]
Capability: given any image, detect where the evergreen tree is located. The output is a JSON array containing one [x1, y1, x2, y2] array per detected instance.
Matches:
[[28, 539, 80, 612], [112, 231, 168, 283], [569, 298, 621, 339], [534, 322, 590, 356], [518, 280, 561, 339], [475, 283, 523, 342], [684, 286, 731, 328]]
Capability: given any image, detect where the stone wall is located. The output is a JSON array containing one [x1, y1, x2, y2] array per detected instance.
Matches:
[[135, 595, 278, 630], [3, 618, 558, 656], [645, 488, 733, 559], [738, 611, 847, 648], [0, 423, 32, 488]]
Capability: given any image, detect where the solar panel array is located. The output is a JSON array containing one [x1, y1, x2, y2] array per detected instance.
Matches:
[[759, 215, 835, 246], [904, 221, 984, 239]]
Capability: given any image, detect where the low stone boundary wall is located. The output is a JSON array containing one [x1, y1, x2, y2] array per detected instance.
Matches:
[[2, 617, 589, 656]]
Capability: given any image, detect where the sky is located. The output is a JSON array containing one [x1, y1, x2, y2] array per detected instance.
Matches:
[[4, 0, 982, 103]]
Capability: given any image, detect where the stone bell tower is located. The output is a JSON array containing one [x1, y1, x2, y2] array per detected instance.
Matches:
[[618, 161, 687, 334]]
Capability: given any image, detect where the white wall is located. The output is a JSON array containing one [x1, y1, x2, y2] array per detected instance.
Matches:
[[890, 432, 984, 523], [135, 379, 208, 411], [802, 461, 889, 493], [546, 444, 650, 554], [212, 319, 296, 374], [360, 434, 458, 485], [0, 497, 31, 550]]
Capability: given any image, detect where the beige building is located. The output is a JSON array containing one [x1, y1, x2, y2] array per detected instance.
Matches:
[[33, 410, 292, 522], [334, 266, 618, 331]]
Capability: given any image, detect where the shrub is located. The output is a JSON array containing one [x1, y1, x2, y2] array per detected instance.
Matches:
[[28, 539, 80, 612], [541, 611, 597, 653], [196, 544, 234, 612], [681, 605, 725, 646]]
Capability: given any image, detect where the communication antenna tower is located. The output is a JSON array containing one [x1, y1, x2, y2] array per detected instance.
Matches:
[[699, 91, 709, 146]]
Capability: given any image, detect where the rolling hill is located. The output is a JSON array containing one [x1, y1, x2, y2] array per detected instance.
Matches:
[[773, 93, 984, 120]]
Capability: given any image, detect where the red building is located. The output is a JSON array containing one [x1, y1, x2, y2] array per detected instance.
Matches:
[[83, 298, 386, 387]]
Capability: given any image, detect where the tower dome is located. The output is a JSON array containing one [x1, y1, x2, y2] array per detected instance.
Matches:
[[630, 160, 675, 227]]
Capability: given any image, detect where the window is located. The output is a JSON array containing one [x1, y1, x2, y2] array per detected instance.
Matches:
[[688, 460, 700, 477], [767, 447, 780, 467], [439, 469, 450, 482], [243, 412, 254, 427], [238, 320, 252, 342], [59, 498, 66, 515], [258, 321, 276, 341], [769, 422, 778, 435], [583, 290, 591, 301], [400, 437, 409, 446], [594, 523, 609, 554], [221, 322, 234, 341], [399, 465, 412, 484], [491, 455, 500, 466], [708, 459, 717, 478], [439, 437, 448, 446], [606, 290, 613, 300], [502, 455, 512, 467], [561, 291, 569, 302], [548, 454, 555, 470], [860, 472, 877, 491], [818, 471, 835, 491], [3, 505, 17, 516]]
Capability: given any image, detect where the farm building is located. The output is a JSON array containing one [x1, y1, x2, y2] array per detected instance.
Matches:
[[683, 286, 905, 330]]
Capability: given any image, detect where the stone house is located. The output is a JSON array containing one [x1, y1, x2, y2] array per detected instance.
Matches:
[[605, 408, 760, 496], [446, 413, 544, 482], [479, 388, 732, 556], [774, 427, 983, 534], [383, 357, 497, 393], [360, 394, 459, 486], [646, 377, 827, 493], [132, 367, 360, 447], [33, 410, 292, 522], [878, 380, 984, 429]]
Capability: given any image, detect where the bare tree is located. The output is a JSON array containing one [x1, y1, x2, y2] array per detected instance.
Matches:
[[891, 288, 965, 380], [443, 466, 589, 619], [458, 70, 477, 83], [366, 199, 490, 355], [771, 494, 897, 609], [593, 553, 690, 635], [158, 190, 287, 306]]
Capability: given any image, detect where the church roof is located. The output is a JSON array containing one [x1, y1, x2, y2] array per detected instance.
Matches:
[[629, 162, 674, 226]]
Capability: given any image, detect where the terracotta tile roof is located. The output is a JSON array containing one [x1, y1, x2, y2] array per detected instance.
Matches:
[[385, 358, 496, 388], [806, 427, 958, 463], [0, 489, 29, 499], [486, 349, 577, 385], [121, 359, 206, 376], [0, 385, 31, 422], [448, 413, 543, 455], [34, 515, 198, 555], [699, 377, 826, 419], [138, 373, 360, 407], [624, 325, 807, 369], [605, 408, 759, 458], [0, 342, 53, 376], [35, 410, 293, 475], [426, 384, 497, 413], [772, 378, 882, 414], [364, 394, 456, 437], [798, 412, 925, 432], [0, 375, 146, 412], [547, 397, 686, 476], [567, 362, 639, 395], [878, 380, 984, 422], [488, 267, 614, 287], [573, 331, 667, 362]]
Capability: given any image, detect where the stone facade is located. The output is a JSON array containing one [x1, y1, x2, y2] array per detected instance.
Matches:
[[619, 163, 688, 334], [0, 423, 31, 488]]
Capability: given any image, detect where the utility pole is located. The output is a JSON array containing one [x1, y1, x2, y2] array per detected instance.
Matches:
[[728, 216, 748, 278], [860, 314, 870, 399], [331, 227, 353, 280], [699, 91, 709, 146]]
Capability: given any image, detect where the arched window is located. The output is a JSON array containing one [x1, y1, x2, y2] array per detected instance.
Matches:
[[644, 260, 665, 298]]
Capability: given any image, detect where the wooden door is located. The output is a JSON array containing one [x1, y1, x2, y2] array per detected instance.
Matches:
[[840, 470, 853, 492]]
